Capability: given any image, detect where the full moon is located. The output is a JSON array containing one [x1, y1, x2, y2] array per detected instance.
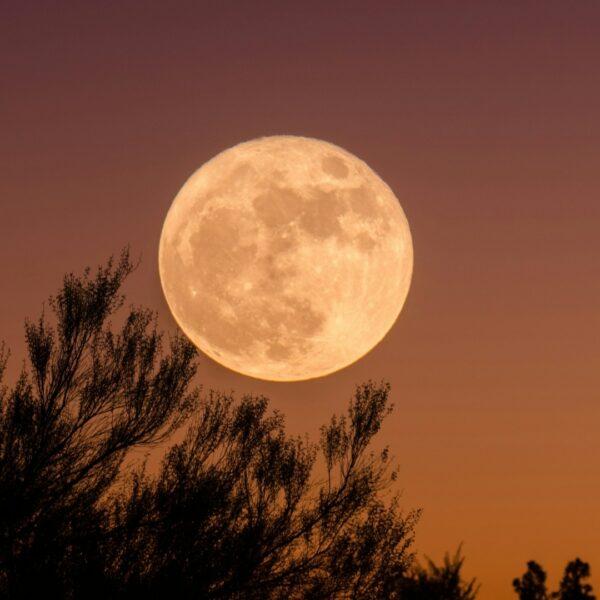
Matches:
[[159, 136, 413, 381]]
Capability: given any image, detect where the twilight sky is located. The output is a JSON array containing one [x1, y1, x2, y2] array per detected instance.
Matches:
[[1, 2, 599, 597]]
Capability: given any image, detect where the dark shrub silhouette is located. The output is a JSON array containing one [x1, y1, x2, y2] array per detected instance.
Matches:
[[514, 559, 595, 600], [0, 252, 430, 599], [554, 559, 595, 600], [0, 251, 198, 598], [107, 383, 420, 599], [397, 546, 479, 600], [513, 561, 549, 600]]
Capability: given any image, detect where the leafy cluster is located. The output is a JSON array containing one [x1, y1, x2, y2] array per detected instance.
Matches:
[[0, 252, 198, 598], [398, 547, 479, 600], [0, 252, 428, 599], [514, 559, 596, 600]]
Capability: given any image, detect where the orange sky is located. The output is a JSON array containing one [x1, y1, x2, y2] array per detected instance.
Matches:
[[1, 2, 599, 596]]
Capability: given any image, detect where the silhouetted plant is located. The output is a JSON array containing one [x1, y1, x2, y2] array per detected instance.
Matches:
[[105, 382, 420, 599], [513, 561, 549, 600], [0, 251, 199, 598], [553, 559, 595, 600], [513, 559, 595, 600], [397, 546, 479, 600], [0, 252, 422, 599]]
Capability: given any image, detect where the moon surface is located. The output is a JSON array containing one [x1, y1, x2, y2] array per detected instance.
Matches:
[[159, 136, 413, 381]]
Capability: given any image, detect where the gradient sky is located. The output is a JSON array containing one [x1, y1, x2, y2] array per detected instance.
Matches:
[[1, 2, 599, 597]]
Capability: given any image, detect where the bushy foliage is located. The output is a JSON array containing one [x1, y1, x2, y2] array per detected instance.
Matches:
[[398, 547, 479, 600], [514, 559, 595, 600], [107, 383, 419, 599], [0, 251, 198, 598], [513, 561, 549, 600], [554, 559, 596, 600], [0, 252, 423, 599]]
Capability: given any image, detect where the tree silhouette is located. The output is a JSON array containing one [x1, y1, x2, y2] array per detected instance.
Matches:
[[398, 546, 479, 600], [0, 252, 425, 599], [513, 559, 595, 600], [0, 251, 199, 598], [106, 383, 420, 599], [553, 559, 595, 600], [513, 561, 549, 600]]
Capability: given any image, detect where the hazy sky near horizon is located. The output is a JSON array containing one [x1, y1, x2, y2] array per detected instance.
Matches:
[[1, 2, 599, 597]]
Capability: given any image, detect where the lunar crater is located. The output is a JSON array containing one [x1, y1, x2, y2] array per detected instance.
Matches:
[[321, 155, 349, 178]]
